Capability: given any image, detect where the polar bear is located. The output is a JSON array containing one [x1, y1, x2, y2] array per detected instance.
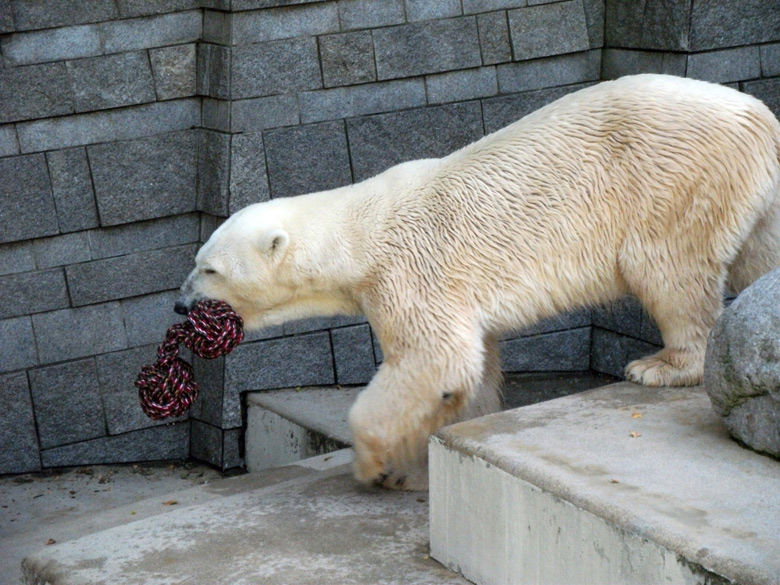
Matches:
[[176, 74, 780, 490]]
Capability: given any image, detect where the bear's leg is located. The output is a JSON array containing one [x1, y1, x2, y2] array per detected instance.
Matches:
[[348, 332, 495, 490], [623, 266, 724, 387], [454, 334, 503, 422]]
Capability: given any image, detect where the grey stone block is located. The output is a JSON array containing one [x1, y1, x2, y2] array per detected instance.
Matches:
[[203, 9, 231, 45], [28, 359, 106, 449], [0, 241, 34, 276], [477, 11, 512, 65], [0, 62, 73, 124], [0, 124, 19, 157], [117, 0, 199, 18], [501, 327, 591, 372], [582, 0, 604, 48], [744, 77, 780, 118], [426, 67, 498, 105], [0, 372, 40, 474], [232, 38, 321, 99], [190, 420, 223, 467], [1, 24, 102, 66], [32, 302, 128, 365], [687, 46, 761, 84], [230, 132, 271, 213], [150, 44, 197, 100], [639, 312, 663, 346], [283, 314, 367, 336], [405, 0, 461, 21], [197, 43, 231, 100], [230, 0, 332, 8], [374, 17, 481, 80], [231, 94, 300, 133], [95, 344, 186, 435], [332, 324, 377, 385], [704, 268, 780, 458], [590, 328, 659, 378], [202, 98, 231, 132], [605, 0, 691, 51], [191, 355, 226, 426], [66, 244, 196, 306], [100, 10, 202, 54], [40, 422, 189, 467], [508, 1, 589, 60], [198, 130, 231, 217], [591, 296, 643, 338], [33, 232, 91, 269], [496, 49, 600, 94], [0, 316, 37, 373], [0, 0, 13, 33], [601, 49, 687, 80], [689, 0, 780, 51], [89, 214, 200, 259], [46, 147, 100, 233], [338, 0, 405, 31], [0, 269, 69, 319], [319, 31, 376, 88], [761, 43, 780, 77], [88, 130, 198, 226], [121, 290, 183, 348], [12, 0, 117, 31], [199, 213, 225, 243], [482, 82, 594, 134], [225, 332, 335, 392], [264, 120, 352, 198], [299, 79, 426, 124], [462, 0, 526, 15], [222, 427, 243, 469], [347, 102, 484, 181], [512, 307, 591, 338], [371, 327, 383, 365], [0, 154, 59, 244], [231, 3, 338, 44], [17, 99, 201, 153]]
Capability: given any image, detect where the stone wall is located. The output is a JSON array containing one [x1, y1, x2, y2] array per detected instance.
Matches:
[[0, 0, 778, 474]]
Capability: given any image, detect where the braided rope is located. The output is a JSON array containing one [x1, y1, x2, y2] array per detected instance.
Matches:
[[136, 300, 244, 420]]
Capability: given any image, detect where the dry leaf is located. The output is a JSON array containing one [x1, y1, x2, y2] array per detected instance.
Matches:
[[45, 539, 56, 545], [631, 412, 643, 419], [163, 500, 178, 506], [629, 431, 642, 438]]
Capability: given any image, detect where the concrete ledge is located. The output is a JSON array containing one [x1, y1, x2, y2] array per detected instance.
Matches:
[[245, 386, 359, 471], [430, 383, 780, 585]]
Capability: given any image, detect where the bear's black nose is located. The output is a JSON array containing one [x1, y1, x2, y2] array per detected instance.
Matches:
[[174, 301, 190, 316]]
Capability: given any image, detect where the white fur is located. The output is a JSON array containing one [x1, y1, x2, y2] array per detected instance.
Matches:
[[179, 75, 780, 490]]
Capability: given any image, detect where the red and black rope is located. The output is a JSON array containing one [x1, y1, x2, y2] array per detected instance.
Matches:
[[136, 300, 244, 420]]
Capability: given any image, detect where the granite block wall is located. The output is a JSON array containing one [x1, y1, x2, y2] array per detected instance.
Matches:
[[1, 0, 778, 474]]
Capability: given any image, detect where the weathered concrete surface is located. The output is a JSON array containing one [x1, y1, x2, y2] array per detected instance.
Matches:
[[245, 386, 357, 471], [704, 267, 780, 458], [431, 383, 780, 585], [22, 450, 468, 585]]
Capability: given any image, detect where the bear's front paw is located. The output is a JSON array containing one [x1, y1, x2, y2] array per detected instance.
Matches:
[[352, 433, 428, 491]]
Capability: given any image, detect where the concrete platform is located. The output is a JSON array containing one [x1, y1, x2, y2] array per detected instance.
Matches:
[[22, 450, 469, 585], [430, 382, 780, 585], [245, 372, 615, 472]]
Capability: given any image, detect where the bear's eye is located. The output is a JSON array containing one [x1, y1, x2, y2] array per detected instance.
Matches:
[[202, 268, 217, 275]]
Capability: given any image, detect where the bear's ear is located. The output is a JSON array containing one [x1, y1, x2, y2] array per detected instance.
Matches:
[[258, 228, 289, 258]]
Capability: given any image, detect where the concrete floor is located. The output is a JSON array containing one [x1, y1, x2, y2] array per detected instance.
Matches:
[[0, 460, 223, 584]]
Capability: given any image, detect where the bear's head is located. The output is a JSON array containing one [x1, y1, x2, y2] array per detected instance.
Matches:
[[175, 203, 296, 329]]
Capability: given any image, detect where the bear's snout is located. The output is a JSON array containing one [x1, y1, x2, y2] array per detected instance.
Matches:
[[174, 301, 190, 315]]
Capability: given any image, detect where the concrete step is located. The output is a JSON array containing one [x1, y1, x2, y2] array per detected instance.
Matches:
[[430, 382, 780, 585], [22, 450, 470, 585], [244, 371, 616, 472]]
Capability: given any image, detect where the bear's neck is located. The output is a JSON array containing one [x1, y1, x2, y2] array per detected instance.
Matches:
[[284, 186, 378, 309]]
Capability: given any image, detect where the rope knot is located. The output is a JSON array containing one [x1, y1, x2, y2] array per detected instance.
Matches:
[[136, 300, 244, 420]]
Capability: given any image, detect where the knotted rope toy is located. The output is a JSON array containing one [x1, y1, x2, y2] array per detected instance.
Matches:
[[136, 300, 244, 420]]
